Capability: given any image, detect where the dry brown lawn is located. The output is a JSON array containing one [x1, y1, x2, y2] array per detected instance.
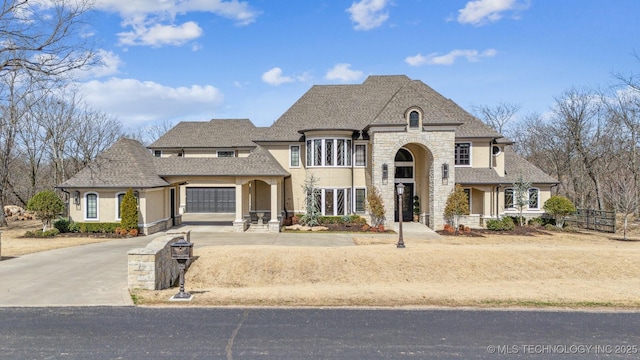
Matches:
[[0, 219, 111, 258], [133, 230, 640, 309]]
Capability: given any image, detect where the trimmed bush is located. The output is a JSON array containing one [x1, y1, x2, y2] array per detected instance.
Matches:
[[24, 228, 60, 238], [53, 218, 71, 233], [486, 217, 515, 231], [75, 222, 120, 233]]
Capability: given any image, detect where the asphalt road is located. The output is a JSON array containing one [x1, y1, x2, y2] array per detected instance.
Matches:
[[1, 307, 639, 359]]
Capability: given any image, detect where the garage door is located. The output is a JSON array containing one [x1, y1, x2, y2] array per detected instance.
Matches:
[[186, 188, 235, 213]]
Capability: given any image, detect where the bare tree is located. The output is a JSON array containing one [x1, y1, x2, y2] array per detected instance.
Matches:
[[0, 0, 95, 77], [68, 106, 122, 173], [472, 102, 521, 135], [552, 87, 608, 210], [127, 120, 175, 146], [604, 167, 638, 240]]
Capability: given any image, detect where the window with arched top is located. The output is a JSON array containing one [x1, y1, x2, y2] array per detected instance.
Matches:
[[394, 148, 413, 162], [409, 110, 420, 128]]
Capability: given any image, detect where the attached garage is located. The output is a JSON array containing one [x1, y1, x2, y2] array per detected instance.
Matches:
[[186, 187, 235, 213]]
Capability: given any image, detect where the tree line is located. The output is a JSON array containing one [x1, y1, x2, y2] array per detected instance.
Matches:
[[474, 58, 640, 222]]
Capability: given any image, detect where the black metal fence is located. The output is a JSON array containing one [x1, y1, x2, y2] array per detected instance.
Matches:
[[565, 208, 616, 233]]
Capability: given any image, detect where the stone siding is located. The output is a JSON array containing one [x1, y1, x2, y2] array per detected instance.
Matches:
[[370, 130, 455, 231], [127, 231, 191, 290]]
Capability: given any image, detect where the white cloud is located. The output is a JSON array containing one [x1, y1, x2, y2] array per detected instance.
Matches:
[[457, 0, 528, 26], [78, 78, 224, 126], [95, 0, 260, 47], [347, 0, 390, 31], [261, 68, 295, 86], [325, 64, 363, 82], [118, 21, 203, 47], [405, 49, 497, 66], [73, 50, 123, 79]]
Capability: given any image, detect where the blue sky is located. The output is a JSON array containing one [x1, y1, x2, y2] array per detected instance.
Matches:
[[75, 0, 640, 130]]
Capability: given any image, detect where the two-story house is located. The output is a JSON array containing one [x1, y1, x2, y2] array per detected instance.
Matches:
[[59, 75, 557, 234]]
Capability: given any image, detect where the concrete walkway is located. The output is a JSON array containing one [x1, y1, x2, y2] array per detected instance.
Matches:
[[0, 218, 440, 307]]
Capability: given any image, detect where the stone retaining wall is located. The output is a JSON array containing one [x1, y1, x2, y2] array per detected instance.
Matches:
[[127, 230, 191, 290]]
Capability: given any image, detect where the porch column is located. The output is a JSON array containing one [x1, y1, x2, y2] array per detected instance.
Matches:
[[268, 180, 280, 232], [233, 182, 246, 232]]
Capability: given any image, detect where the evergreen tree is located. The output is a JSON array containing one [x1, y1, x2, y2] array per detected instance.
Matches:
[[120, 188, 139, 231]]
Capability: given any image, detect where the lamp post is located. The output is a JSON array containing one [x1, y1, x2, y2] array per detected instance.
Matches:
[[396, 183, 405, 248]]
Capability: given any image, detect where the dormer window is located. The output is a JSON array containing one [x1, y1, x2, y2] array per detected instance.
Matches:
[[409, 110, 420, 128]]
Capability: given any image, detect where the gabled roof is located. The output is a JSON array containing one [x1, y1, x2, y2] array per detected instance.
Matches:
[[58, 138, 169, 189], [149, 119, 262, 148], [257, 75, 502, 141], [153, 146, 289, 177], [455, 147, 558, 185]]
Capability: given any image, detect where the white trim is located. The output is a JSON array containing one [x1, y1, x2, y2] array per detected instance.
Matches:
[[289, 144, 301, 168], [305, 137, 352, 168], [84, 192, 99, 221]]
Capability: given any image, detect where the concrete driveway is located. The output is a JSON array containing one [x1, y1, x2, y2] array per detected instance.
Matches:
[[0, 218, 439, 307], [0, 235, 159, 307]]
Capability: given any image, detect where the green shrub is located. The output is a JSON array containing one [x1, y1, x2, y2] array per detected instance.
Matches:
[[26, 190, 66, 231], [367, 186, 386, 227], [24, 228, 60, 238], [75, 222, 120, 233], [544, 195, 576, 228], [486, 217, 515, 231], [528, 217, 555, 227], [54, 218, 71, 233], [120, 188, 139, 231]]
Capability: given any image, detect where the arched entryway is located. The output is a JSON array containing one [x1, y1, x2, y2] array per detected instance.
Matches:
[[394, 148, 415, 222]]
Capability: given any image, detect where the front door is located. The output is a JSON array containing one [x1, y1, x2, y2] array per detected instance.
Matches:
[[394, 183, 414, 222]]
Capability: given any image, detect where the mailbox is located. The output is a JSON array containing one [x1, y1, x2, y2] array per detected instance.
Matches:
[[170, 237, 194, 301], [170, 238, 193, 260]]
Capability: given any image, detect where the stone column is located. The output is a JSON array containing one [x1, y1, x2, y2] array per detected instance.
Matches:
[[233, 182, 246, 232], [268, 180, 280, 232]]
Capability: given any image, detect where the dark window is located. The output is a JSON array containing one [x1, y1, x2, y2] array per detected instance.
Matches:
[[86, 194, 97, 219], [528, 188, 539, 209], [455, 143, 470, 165], [409, 110, 419, 128], [117, 193, 125, 219], [395, 166, 413, 178], [290, 145, 300, 167], [394, 148, 413, 162], [217, 150, 235, 157], [325, 140, 334, 166], [153, 150, 162, 157], [504, 188, 514, 209], [355, 188, 366, 212], [355, 144, 366, 166]]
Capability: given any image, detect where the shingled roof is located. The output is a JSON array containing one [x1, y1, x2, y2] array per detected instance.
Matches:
[[58, 138, 169, 189], [153, 146, 289, 177], [257, 75, 502, 141], [149, 119, 262, 148], [455, 147, 558, 185]]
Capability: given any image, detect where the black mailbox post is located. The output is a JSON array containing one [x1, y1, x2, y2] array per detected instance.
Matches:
[[170, 238, 193, 300]]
